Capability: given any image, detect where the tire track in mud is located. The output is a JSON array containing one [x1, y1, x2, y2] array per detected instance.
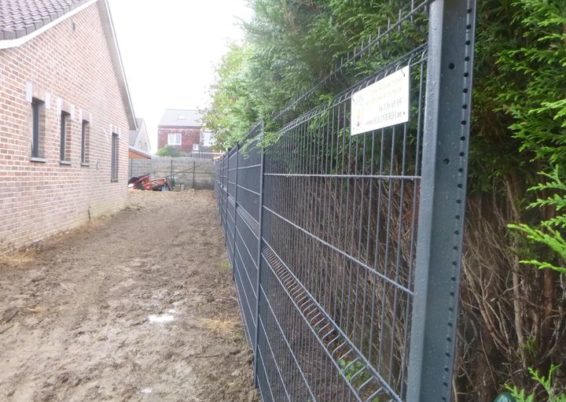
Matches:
[[0, 191, 257, 402]]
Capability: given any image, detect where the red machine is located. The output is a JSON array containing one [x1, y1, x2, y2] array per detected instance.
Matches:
[[128, 174, 174, 191]]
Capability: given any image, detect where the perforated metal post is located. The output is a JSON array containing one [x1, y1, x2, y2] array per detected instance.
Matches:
[[407, 0, 476, 400]]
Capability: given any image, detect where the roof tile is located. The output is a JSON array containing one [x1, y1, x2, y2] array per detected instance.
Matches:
[[0, 0, 92, 41]]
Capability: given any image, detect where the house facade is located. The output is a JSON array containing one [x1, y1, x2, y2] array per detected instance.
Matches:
[[157, 109, 202, 154], [129, 118, 151, 160], [0, 0, 136, 252]]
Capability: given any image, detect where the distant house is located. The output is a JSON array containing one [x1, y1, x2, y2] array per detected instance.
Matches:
[[157, 109, 202, 154], [0, 0, 136, 252], [129, 118, 151, 159]]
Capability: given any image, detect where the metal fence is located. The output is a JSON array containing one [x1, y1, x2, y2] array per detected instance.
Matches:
[[215, 1, 476, 401], [129, 157, 215, 190]]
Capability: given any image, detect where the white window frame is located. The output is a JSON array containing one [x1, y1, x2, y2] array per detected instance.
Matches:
[[168, 133, 181, 146]]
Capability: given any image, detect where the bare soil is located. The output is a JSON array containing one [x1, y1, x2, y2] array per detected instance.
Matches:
[[0, 191, 257, 402]]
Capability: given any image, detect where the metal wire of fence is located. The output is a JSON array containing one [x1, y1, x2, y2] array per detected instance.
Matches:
[[215, 0, 476, 400]]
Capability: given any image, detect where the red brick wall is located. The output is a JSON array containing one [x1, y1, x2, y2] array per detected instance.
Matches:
[[128, 149, 151, 160], [0, 3, 131, 252], [158, 127, 201, 154]]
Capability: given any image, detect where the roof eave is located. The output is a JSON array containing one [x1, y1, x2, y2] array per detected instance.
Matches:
[[98, 0, 137, 131], [158, 125, 202, 129], [0, 0, 138, 132]]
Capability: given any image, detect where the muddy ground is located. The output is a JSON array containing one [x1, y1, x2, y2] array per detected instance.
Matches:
[[0, 191, 257, 402]]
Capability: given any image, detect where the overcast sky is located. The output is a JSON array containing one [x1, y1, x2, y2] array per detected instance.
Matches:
[[106, 0, 252, 152]]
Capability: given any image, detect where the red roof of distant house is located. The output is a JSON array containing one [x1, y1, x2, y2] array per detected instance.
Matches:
[[129, 146, 152, 160]]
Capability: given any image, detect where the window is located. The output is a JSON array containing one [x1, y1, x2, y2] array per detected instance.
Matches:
[[202, 131, 214, 147], [81, 120, 90, 165], [111, 133, 119, 182], [168, 133, 181, 146], [31, 98, 45, 159], [60, 111, 71, 163]]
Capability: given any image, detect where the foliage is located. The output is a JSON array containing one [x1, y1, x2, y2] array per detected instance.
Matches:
[[507, 365, 566, 402], [338, 358, 370, 388], [205, 0, 414, 149], [338, 359, 378, 402], [156, 146, 186, 157], [203, 44, 258, 150], [502, 0, 566, 275], [509, 167, 566, 274], [496, 0, 566, 165], [461, 0, 566, 398]]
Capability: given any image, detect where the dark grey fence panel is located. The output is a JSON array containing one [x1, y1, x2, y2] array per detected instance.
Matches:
[[216, 126, 264, 346], [215, 0, 476, 401]]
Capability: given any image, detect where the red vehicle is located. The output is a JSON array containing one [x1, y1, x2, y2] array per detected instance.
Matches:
[[128, 174, 174, 191]]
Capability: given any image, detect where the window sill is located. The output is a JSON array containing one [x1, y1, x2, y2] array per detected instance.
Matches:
[[59, 160, 71, 166], [81, 162, 90, 168], [30, 157, 46, 163], [111, 179, 118, 183]]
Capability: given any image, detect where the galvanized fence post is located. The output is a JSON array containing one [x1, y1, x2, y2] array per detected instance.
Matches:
[[407, 0, 476, 401], [253, 121, 265, 384]]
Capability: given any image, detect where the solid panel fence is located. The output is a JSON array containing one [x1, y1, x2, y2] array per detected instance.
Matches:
[[129, 157, 215, 190], [215, 0, 476, 401]]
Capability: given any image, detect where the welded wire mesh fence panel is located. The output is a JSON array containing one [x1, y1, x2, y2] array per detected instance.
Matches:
[[233, 125, 264, 345], [216, 125, 265, 346], [258, 61, 424, 402], [223, 148, 236, 265], [215, 0, 476, 401], [215, 157, 226, 231]]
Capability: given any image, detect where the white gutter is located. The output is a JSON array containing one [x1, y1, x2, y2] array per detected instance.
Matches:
[[0, 0, 138, 131], [0, 0, 99, 50]]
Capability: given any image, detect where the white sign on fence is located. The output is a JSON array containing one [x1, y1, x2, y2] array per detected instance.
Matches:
[[351, 65, 410, 135]]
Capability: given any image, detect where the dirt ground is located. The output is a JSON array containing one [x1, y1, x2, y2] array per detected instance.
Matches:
[[0, 191, 257, 402]]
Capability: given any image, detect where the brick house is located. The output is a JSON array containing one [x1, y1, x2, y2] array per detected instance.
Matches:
[[157, 109, 202, 154], [0, 0, 137, 252]]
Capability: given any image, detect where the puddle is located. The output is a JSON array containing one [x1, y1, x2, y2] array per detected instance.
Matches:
[[140, 387, 152, 394], [148, 314, 174, 324]]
